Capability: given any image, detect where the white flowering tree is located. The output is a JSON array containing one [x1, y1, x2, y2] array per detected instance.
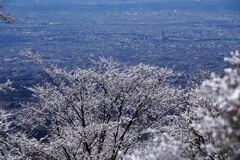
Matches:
[[2, 50, 239, 159], [0, 81, 45, 160], [125, 84, 217, 160], [128, 50, 240, 160], [0, 82, 9, 158], [192, 50, 240, 160], [18, 50, 183, 159], [0, 80, 19, 159]]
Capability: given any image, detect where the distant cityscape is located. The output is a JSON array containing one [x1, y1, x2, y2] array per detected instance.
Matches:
[[0, 1, 239, 108]]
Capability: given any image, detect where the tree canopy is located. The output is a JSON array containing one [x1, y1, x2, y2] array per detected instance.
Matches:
[[1, 50, 239, 159]]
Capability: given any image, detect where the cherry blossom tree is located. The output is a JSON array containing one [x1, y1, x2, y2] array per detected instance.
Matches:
[[2, 49, 239, 159], [17, 50, 184, 159], [0, 80, 20, 159], [127, 50, 240, 160], [192, 50, 240, 160], [0, 81, 39, 159], [125, 83, 216, 160]]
